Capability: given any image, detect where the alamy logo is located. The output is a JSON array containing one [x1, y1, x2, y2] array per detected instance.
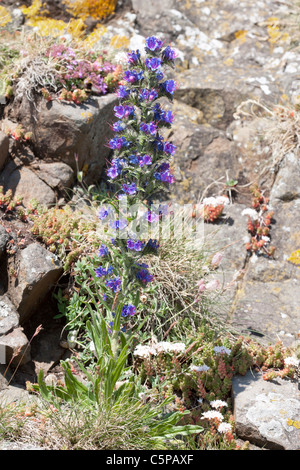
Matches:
[[0, 343, 5, 364]]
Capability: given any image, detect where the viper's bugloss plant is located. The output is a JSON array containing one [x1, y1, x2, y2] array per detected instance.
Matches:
[[93, 36, 179, 333]]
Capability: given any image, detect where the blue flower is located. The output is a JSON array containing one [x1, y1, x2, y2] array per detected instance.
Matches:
[[127, 239, 145, 251], [117, 85, 130, 99], [135, 263, 154, 283], [162, 46, 177, 62], [108, 136, 130, 150], [112, 120, 125, 132], [140, 88, 158, 102], [98, 244, 109, 257], [163, 141, 176, 155], [121, 304, 136, 317], [139, 122, 157, 135], [109, 219, 128, 231], [162, 79, 177, 94], [105, 276, 122, 292], [122, 182, 137, 195], [139, 154, 152, 167], [128, 49, 141, 64], [145, 36, 163, 52], [95, 265, 113, 277], [114, 105, 135, 119], [98, 207, 109, 220], [128, 154, 139, 165], [146, 238, 160, 250], [145, 57, 161, 71], [124, 70, 144, 83]]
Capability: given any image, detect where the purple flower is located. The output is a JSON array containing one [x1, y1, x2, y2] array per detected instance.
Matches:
[[124, 70, 144, 83], [99, 207, 109, 220], [140, 88, 158, 102], [105, 276, 122, 292], [145, 36, 163, 52], [98, 244, 109, 257], [162, 46, 177, 61], [139, 122, 157, 135], [121, 304, 136, 317], [112, 120, 125, 132], [96, 265, 113, 277], [128, 154, 139, 165], [135, 263, 154, 283], [127, 239, 145, 251], [122, 182, 137, 195], [114, 105, 135, 119], [162, 79, 177, 94], [146, 238, 160, 250], [108, 136, 130, 150], [109, 219, 128, 230], [117, 85, 130, 99], [128, 50, 141, 64], [163, 141, 176, 155], [147, 210, 159, 223], [139, 154, 152, 167], [107, 164, 120, 179], [145, 57, 162, 71]]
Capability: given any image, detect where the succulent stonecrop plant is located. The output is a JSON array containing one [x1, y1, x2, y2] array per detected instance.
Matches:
[[92, 37, 178, 335], [242, 183, 275, 257]]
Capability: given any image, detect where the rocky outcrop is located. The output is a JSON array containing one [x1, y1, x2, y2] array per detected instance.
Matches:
[[0, 242, 63, 367], [233, 371, 300, 450]]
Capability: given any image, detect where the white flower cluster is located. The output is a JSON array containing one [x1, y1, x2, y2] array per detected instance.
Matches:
[[133, 344, 157, 358], [241, 208, 259, 221], [155, 341, 186, 354], [213, 346, 231, 355], [190, 364, 210, 372], [284, 356, 300, 368], [217, 422, 232, 434], [133, 341, 186, 359], [201, 410, 224, 421], [202, 196, 230, 207], [210, 399, 228, 410]]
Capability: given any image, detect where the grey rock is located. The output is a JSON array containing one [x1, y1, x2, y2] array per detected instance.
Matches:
[[0, 159, 57, 207], [8, 243, 63, 324], [0, 327, 31, 366], [233, 371, 300, 450], [9, 93, 118, 184], [0, 225, 9, 258], [0, 295, 19, 336]]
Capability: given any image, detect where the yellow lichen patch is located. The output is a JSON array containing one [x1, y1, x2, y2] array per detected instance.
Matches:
[[110, 35, 130, 49], [82, 24, 107, 47], [224, 58, 233, 67], [287, 250, 300, 267], [287, 418, 300, 429], [234, 30, 248, 43], [0, 6, 12, 27], [266, 17, 290, 45], [63, 0, 117, 20], [20, 0, 48, 19]]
